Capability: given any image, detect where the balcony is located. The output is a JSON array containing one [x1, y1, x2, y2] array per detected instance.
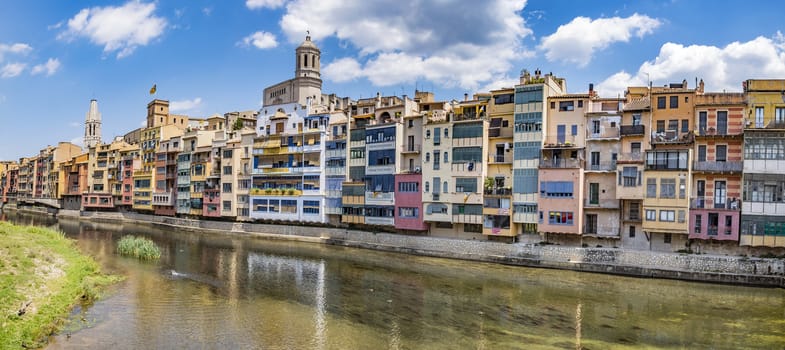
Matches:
[[452, 214, 482, 224], [252, 167, 303, 175], [585, 161, 617, 172], [401, 144, 421, 154], [543, 134, 578, 148], [539, 158, 582, 169], [488, 153, 512, 164], [692, 161, 743, 173], [365, 216, 395, 226], [488, 128, 513, 138], [695, 128, 740, 137], [484, 187, 512, 196], [586, 127, 620, 140], [650, 130, 694, 145], [325, 149, 345, 159], [325, 166, 346, 176], [617, 152, 643, 163], [691, 197, 740, 210], [453, 112, 485, 122], [620, 124, 645, 136], [249, 188, 303, 196], [451, 162, 482, 174]]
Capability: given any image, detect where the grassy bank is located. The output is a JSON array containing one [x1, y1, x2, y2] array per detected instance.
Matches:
[[0, 222, 118, 348]]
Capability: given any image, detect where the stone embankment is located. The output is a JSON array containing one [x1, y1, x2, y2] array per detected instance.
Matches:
[[16, 207, 785, 287]]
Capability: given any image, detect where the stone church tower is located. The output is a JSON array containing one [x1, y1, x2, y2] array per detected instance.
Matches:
[[84, 99, 102, 149], [262, 34, 323, 107]]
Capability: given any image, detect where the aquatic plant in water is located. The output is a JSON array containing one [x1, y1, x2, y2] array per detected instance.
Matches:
[[117, 236, 161, 261]]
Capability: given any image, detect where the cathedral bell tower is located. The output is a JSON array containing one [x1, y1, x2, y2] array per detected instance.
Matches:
[[84, 99, 102, 149]]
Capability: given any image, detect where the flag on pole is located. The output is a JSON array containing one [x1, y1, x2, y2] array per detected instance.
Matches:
[[149, 84, 157, 95]]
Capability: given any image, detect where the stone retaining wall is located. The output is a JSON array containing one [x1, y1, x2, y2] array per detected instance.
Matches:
[[35, 210, 785, 288]]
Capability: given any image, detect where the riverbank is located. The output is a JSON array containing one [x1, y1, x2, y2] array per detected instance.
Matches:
[[0, 221, 117, 348]]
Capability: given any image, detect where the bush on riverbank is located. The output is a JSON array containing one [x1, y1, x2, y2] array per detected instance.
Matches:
[[0, 222, 119, 348], [117, 235, 161, 260]]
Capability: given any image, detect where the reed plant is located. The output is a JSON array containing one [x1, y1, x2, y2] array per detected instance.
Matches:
[[117, 235, 161, 261]]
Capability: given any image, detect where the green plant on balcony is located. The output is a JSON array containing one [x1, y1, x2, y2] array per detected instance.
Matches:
[[484, 177, 495, 190], [287, 189, 295, 195]]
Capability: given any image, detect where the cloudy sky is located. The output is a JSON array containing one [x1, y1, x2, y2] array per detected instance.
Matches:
[[1, 0, 784, 160]]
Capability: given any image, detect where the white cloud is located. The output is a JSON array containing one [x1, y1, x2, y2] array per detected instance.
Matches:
[[597, 34, 785, 96], [540, 13, 661, 67], [31, 58, 62, 76], [202, 7, 213, 16], [0, 42, 32, 63], [278, 0, 532, 90], [59, 1, 167, 59], [246, 0, 288, 9], [69, 121, 81, 128], [1, 62, 26, 78], [239, 31, 278, 49], [170, 97, 203, 112]]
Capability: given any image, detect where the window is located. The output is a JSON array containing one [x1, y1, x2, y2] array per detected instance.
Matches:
[[398, 207, 419, 218], [698, 145, 706, 162], [550, 101, 555, 109], [540, 181, 574, 198], [222, 183, 232, 193], [629, 226, 636, 238], [724, 216, 733, 235], [714, 181, 726, 208], [668, 119, 678, 131], [398, 182, 419, 192], [434, 127, 441, 145], [628, 202, 640, 220], [632, 113, 641, 126], [755, 107, 764, 128], [548, 211, 574, 225], [424, 181, 429, 192], [631, 142, 641, 154], [223, 166, 232, 175], [571, 124, 578, 136], [681, 119, 689, 133], [694, 214, 702, 233], [646, 178, 657, 198], [433, 150, 440, 170], [660, 178, 675, 198], [588, 183, 599, 205], [408, 119, 414, 128], [777, 108, 785, 124], [679, 177, 686, 199], [659, 210, 675, 222], [559, 101, 574, 111], [656, 120, 665, 132], [494, 93, 514, 105], [670, 96, 679, 109], [444, 152, 449, 163], [223, 149, 233, 158], [622, 167, 638, 187], [678, 210, 686, 223], [426, 130, 431, 139], [699, 111, 708, 133], [657, 96, 666, 109], [425, 152, 430, 162], [716, 145, 727, 162], [645, 209, 656, 221], [455, 178, 477, 193], [464, 223, 482, 233], [716, 111, 728, 135], [303, 200, 320, 215], [223, 201, 231, 211], [443, 181, 448, 194], [664, 233, 672, 244]]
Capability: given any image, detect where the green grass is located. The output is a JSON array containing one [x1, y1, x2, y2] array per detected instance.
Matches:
[[0, 222, 120, 349], [117, 235, 161, 261]]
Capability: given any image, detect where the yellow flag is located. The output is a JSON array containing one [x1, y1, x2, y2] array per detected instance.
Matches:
[[149, 84, 157, 95]]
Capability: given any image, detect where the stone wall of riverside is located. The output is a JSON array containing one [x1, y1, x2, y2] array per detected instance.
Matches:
[[61, 211, 785, 287]]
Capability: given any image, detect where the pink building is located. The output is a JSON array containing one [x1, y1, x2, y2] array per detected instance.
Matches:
[[394, 173, 428, 231]]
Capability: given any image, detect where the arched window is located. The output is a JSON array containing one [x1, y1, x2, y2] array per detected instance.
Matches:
[[311, 55, 315, 68]]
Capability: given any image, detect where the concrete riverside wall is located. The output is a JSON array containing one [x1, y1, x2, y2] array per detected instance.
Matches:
[[55, 211, 783, 288]]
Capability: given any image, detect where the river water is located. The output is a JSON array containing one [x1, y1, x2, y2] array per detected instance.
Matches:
[[3, 211, 785, 349]]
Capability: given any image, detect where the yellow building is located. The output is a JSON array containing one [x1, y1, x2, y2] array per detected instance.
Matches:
[[740, 79, 785, 247], [642, 81, 697, 251], [484, 88, 515, 240]]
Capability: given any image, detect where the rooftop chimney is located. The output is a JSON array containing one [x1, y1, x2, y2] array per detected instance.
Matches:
[[464, 93, 468, 101]]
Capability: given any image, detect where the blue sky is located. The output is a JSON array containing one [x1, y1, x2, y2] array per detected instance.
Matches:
[[1, 0, 784, 160]]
